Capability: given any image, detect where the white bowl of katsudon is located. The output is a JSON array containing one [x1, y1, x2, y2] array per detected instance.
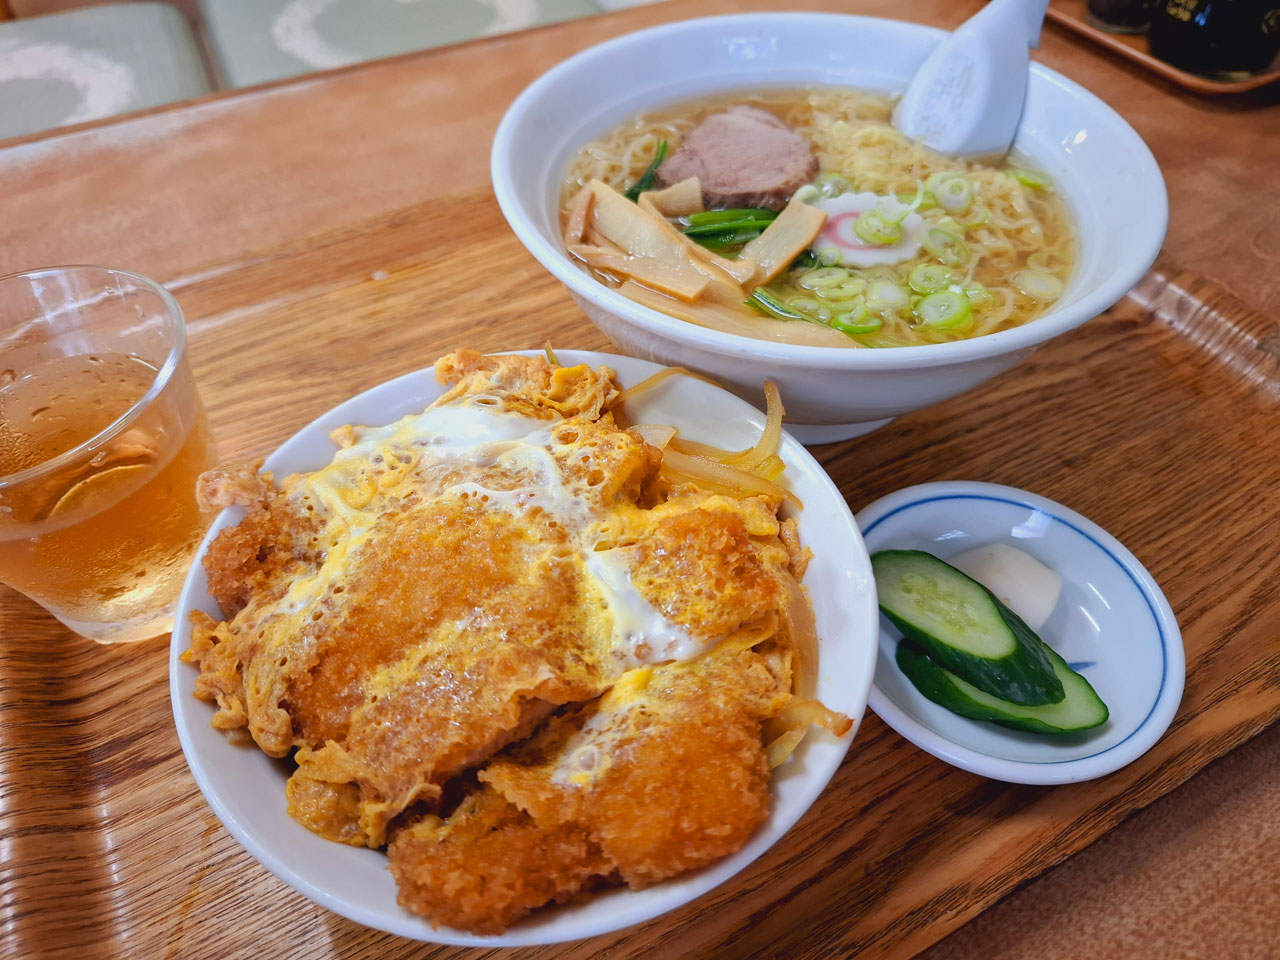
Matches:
[[170, 349, 877, 945]]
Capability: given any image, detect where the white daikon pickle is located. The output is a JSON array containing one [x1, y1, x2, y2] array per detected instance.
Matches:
[[949, 543, 1062, 631]]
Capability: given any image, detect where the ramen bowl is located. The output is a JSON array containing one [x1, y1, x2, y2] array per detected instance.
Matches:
[[491, 13, 1168, 443]]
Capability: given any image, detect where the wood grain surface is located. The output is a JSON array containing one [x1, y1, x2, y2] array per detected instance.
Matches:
[[2, 2, 1279, 959]]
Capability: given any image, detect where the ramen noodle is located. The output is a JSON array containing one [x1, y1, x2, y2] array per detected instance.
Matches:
[[561, 88, 1075, 348]]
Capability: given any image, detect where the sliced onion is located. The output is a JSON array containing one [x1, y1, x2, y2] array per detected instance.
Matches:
[[754, 454, 786, 481], [765, 727, 808, 768], [783, 574, 819, 698], [731, 381, 784, 473], [616, 365, 720, 409], [630, 422, 676, 449], [670, 436, 747, 460], [661, 447, 800, 505], [779, 697, 853, 737]]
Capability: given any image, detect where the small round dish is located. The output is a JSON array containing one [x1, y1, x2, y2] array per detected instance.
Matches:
[[856, 481, 1183, 785], [170, 350, 878, 946]]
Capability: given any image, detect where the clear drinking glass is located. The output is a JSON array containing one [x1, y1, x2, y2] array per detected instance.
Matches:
[[0, 267, 217, 643]]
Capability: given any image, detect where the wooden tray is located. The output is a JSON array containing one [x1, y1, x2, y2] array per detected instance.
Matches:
[[1048, 0, 1280, 95], [4, 188, 1279, 960]]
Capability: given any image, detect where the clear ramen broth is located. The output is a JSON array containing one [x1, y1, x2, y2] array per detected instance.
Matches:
[[560, 88, 1075, 348]]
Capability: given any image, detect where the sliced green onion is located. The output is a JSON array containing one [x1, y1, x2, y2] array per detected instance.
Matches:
[[1014, 269, 1065, 301], [817, 173, 852, 198], [786, 296, 832, 321], [964, 284, 996, 307], [931, 176, 973, 215], [922, 227, 970, 267], [907, 264, 955, 294], [750, 290, 877, 341], [815, 279, 867, 301], [902, 180, 927, 213], [925, 171, 965, 193], [829, 298, 882, 335], [816, 247, 844, 267], [916, 290, 973, 329], [878, 185, 924, 224], [1009, 168, 1053, 191], [854, 211, 903, 247], [897, 189, 937, 211], [624, 140, 669, 202], [832, 316, 883, 336], [867, 280, 910, 313], [793, 184, 821, 205], [797, 266, 850, 290]]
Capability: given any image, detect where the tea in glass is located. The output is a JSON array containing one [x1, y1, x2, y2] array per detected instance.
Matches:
[[0, 267, 217, 643]]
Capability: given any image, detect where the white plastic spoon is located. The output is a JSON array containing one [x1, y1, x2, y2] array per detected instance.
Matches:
[[893, 0, 1051, 160]]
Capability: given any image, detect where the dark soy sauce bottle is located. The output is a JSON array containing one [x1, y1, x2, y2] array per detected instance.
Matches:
[[1149, 0, 1280, 78], [1087, 0, 1156, 34]]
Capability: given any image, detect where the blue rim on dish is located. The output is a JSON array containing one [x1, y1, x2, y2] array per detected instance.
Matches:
[[856, 481, 1185, 785]]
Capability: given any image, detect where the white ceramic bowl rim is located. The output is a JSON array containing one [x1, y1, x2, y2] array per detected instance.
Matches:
[[491, 12, 1169, 371], [858, 481, 1184, 785], [169, 350, 878, 946]]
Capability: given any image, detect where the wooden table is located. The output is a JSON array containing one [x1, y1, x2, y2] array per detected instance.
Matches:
[[2, 2, 1278, 958]]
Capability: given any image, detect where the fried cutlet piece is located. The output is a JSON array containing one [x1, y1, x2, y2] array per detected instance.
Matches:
[[193, 459, 320, 617], [481, 647, 790, 892], [625, 494, 792, 643], [388, 787, 612, 935], [271, 417, 662, 845], [186, 354, 664, 845]]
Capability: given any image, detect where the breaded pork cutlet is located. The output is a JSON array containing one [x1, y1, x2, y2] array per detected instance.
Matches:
[[185, 349, 848, 933], [186, 352, 663, 845], [388, 643, 791, 930], [389, 787, 614, 936]]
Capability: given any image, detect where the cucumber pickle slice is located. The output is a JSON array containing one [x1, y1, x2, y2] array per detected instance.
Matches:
[[872, 549, 1064, 706], [895, 640, 1109, 734]]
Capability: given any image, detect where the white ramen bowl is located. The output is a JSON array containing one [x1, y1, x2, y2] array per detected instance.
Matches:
[[491, 13, 1168, 443], [170, 350, 878, 946]]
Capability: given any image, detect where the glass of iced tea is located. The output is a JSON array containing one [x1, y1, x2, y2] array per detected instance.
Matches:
[[0, 266, 217, 643]]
